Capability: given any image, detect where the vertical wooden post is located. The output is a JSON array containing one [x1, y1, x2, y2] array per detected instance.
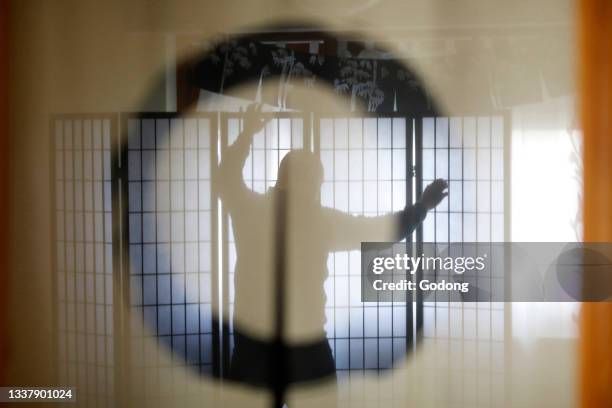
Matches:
[[579, 1, 612, 407]]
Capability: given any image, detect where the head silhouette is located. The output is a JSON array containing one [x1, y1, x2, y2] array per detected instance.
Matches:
[[275, 149, 324, 202]]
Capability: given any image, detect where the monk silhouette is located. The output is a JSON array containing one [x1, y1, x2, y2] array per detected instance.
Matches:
[[217, 104, 447, 395]]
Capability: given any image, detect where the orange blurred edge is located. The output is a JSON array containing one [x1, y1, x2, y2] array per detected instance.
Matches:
[[579, 0, 612, 407], [0, 0, 9, 387]]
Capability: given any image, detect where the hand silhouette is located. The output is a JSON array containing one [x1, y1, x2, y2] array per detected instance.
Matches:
[[242, 103, 269, 134], [421, 179, 448, 210]]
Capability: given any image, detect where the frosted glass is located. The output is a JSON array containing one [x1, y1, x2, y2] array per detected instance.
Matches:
[[334, 182, 349, 212], [423, 214, 435, 242], [492, 181, 504, 212], [463, 149, 476, 180], [184, 150, 197, 179], [199, 242, 211, 272], [348, 182, 363, 213], [364, 150, 377, 180], [435, 308, 449, 337], [187, 247, 201, 276], [291, 119, 303, 148], [156, 181, 169, 211], [393, 180, 406, 211], [266, 119, 279, 149], [477, 181, 491, 212], [349, 308, 363, 337], [378, 118, 392, 148], [142, 245, 156, 274], [141, 214, 155, 243], [436, 212, 449, 241], [363, 308, 378, 337], [184, 119, 197, 148], [142, 182, 155, 212], [393, 307, 406, 336], [171, 276, 185, 304], [350, 339, 364, 369], [140, 120, 154, 149], [378, 149, 392, 180], [279, 118, 291, 149], [378, 181, 392, 213], [422, 149, 434, 180], [348, 118, 363, 149], [198, 181, 211, 211], [348, 150, 363, 180], [435, 149, 449, 179], [157, 244, 170, 273], [334, 118, 349, 149], [423, 117, 435, 148], [378, 307, 392, 337], [450, 149, 462, 179], [185, 212, 198, 242], [184, 181, 197, 211], [155, 150, 169, 180], [155, 275, 170, 305], [334, 150, 349, 180], [379, 338, 393, 367], [392, 118, 406, 148], [155, 120, 169, 149], [363, 182, 377, 212], [449, 181, 463, 212], [477, 149, 491, 180], [156, 213, 169, 242], [170, 181, 184, 211], [436, 117, 449, 148], [198, 211, 211, 242], [492, 149, 504, 180], [364, 338, 378, 369], [450, 213, 463, 242], [252, 150, 265, 180], [449, 117, 462, 148], [170, 119, 183, 149], [477, 213, 491, 242], [464, 213, 477, 241], [392, 149, 405, 180], [141, 276, 156, 306], [266, 151, 278, 181], [171, 213, 184, 242], [463, 181, 476, 212], [171, 242, 185, 273], [363, 118, 377, 148], [335, 279, 349, 307], [170, 151, 184, 180], [492, 214, 504, 242]]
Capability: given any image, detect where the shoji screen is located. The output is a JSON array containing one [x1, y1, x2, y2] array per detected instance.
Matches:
[[315, 115, 414, 375], [124, 114, 218, 401], [417, 116, 508, 407], [54, 112, 509, 405], [53, 116, 116, 407]]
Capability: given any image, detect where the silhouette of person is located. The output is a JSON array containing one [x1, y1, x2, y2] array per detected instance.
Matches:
[[217, 104, 448, 392]]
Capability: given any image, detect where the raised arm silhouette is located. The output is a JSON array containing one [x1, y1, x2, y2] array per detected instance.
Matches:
[[216, 104, 447, 394]]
